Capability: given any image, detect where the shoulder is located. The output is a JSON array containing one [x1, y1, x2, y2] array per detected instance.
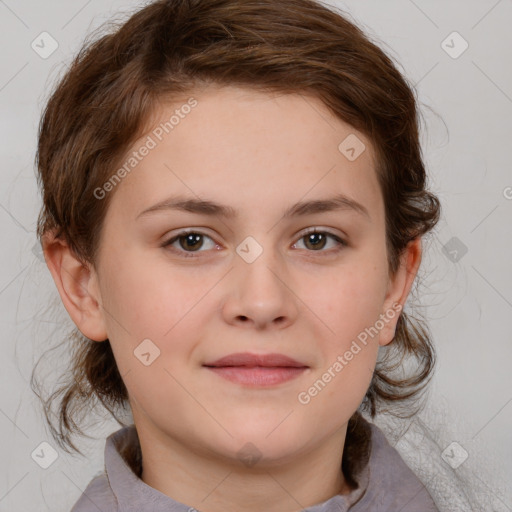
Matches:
[[351, 420, 439, 512], [70, 471, 118, 512]]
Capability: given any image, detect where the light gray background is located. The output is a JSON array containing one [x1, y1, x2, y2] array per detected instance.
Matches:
[[0, 0, 511, 510]]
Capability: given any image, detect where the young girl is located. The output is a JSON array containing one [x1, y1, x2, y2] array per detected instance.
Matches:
[[34, 0, 444, 510]]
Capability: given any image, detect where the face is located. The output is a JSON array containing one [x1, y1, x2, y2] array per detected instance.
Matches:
[[81, 85, 416, 465]]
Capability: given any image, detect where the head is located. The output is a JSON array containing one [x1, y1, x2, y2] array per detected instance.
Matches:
[[34, 0, 440, 472]]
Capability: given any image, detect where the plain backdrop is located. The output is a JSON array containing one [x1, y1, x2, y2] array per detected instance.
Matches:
[[0, 0, 511, 510]]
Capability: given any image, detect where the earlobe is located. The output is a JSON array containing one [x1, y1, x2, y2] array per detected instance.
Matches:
[[379, 237, 422, 347], [42, 231, 108, 342]]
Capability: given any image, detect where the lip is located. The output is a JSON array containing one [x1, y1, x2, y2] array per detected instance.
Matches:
[[203, 352, 309, 387], [203, 352, 307, 368]]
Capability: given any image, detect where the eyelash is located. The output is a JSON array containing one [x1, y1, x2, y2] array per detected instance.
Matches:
[[161, 228, 347, 258]]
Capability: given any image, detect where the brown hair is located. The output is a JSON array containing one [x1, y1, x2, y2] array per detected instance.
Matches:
[[32, 0, 440, 483]]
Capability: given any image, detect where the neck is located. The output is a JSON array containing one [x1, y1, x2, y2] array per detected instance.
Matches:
[[138, 424, 352, 512]]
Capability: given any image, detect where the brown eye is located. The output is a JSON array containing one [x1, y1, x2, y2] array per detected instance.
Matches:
[[303, 232, 328, 250], [293, 229, 347, 253], [162, 231, 217, 257], [178, 233, 204, 251]]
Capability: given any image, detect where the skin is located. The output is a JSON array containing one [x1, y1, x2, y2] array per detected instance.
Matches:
[[43, 84, 421, 512]]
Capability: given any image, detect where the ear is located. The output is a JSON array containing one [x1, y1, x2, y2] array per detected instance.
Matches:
[[42, 231, 108, 342], [379, 237, 422, 347]]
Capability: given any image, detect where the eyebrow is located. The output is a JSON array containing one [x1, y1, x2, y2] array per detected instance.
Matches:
[[136, 193, 370, 221]]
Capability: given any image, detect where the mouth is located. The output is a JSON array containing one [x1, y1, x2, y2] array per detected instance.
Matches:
[[202, 352, 309, 387]]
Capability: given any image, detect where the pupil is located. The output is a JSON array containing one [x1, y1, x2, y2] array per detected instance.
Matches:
[[307, 233, 325, 250], [182, 233, 202, 251]]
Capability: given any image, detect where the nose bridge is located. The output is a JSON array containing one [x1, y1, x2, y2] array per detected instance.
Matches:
[[236, 234, 283, 299], [224, 234, 297, 328]]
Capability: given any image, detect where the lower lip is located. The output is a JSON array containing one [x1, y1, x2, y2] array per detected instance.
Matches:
[[205, 366, 307, 386]]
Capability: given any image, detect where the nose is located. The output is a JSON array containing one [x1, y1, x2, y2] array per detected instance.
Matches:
[[221, 244, 299, 330]]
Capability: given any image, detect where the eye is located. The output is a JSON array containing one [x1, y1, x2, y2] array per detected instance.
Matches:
[[162, 228, 347, 258], [292, 228, 347, 253], [162, 230, 218, 257]]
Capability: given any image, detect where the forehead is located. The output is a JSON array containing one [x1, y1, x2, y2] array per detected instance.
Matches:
[[106, 85, 383, 223]]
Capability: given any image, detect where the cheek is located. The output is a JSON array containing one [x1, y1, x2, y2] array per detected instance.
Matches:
[[319, 262, 388, 343], [294, 335, 378, 441], [100, 247, 197, 333], [98, 248, 221, 378]]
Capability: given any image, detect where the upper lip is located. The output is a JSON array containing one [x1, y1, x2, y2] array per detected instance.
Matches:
[[203, 352, 308, 368]]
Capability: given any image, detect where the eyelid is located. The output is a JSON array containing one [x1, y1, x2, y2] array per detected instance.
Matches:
[[293, 227, 347, 251], [297, 226, 346, 241], [161, 228, 219, 257]]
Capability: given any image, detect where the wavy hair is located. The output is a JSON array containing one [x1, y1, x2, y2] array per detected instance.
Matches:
[[32, 0, 441, 482]]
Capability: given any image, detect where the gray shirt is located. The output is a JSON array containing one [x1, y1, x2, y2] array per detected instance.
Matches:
[[70, 421, 439, 511]]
